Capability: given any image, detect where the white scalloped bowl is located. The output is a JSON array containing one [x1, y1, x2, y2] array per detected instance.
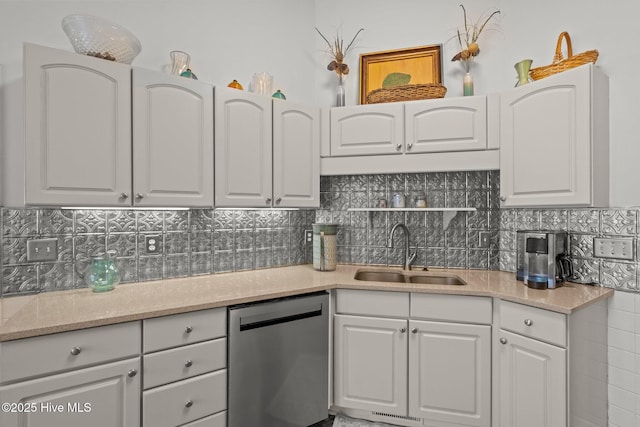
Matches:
[[61, 14, 142, 64]]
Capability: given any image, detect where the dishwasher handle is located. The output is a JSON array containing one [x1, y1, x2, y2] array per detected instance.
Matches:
[[238, 302, 324, 331]]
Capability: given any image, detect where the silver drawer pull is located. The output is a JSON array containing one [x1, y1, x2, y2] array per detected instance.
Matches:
[[396, 144, 402, 150], [185, 400, 193, 408], [411, 328, 418, 334], [120, 192, 129, 200], [185, 326, 193, 334], [127, 369, 138, 378], [400, 327, 406, 333], [524, 319, 533, 326], [185, 360, 193, 368], [407, 143, 413, 150], [135, 193, 144, 200], [499, 337, 507, 345], [70, 346, 82, 356]]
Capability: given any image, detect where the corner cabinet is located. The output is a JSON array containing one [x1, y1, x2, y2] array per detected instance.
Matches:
[[24, 43, 132, 206], [215, 87, 319, 208], [499, 64, 609, 207], [132, 68, 214, 207]]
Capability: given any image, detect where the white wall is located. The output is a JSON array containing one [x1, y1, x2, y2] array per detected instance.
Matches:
[[607, 291, 640, 426]]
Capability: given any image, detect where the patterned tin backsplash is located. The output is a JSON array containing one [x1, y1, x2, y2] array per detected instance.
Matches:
[[1, 170, 638, 296]]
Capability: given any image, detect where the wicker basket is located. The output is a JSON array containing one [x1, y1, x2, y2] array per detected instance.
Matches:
[[366, 83, 447, 104], [529, 32, 598, 81]]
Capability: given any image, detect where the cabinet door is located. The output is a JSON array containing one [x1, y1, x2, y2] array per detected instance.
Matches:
[[24, 43, 132, 206], [0, 358, 140, 427], [498, 330, 566, 427], [409, 320, 491, 427], [330, 103, 404, 156], [214, 87, 272, 207], [405, 96, 487, 153], [499, 65, 592, 207], [333, 314, 407, 415], [133, 68, 213, 207], [272, 100, 320, 208]]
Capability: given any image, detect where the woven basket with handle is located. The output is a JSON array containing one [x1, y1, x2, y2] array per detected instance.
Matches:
[[366, 83, 447, 104], [529, 31, 599, 81]]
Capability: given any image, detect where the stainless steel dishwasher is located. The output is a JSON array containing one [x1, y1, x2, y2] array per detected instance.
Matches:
[[228, 291, 329, 427]]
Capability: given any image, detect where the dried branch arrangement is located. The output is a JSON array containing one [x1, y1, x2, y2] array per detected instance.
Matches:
[[451, 4, 500, 71], [316, 27, 365, 82]]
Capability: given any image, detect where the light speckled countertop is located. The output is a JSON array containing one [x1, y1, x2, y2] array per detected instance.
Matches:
[[0, 264, 613, 342]]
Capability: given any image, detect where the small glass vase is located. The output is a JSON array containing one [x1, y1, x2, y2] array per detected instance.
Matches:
[[463, 72, 474, 96], [170, 50, 190, 76], [336, 76, 346, 107]]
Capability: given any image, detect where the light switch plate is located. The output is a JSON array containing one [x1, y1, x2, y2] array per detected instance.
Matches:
[[593, 237, 634, 260], [26, 238, 58, 262]]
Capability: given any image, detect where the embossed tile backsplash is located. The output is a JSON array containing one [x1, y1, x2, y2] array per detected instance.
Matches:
[[1, 209, 314, 296], [2, 170, 640, 296]]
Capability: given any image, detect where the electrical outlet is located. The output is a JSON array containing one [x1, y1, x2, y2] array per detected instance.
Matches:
[[478, 231, 491, 248], [593, 237, 634, 260], [304, 229, 313, 244], [26, 238, 58, 262], [145, 235, 161, 254]]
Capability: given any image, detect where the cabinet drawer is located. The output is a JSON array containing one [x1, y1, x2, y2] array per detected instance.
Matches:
[[181, 411, 226, 427], [144, 338, 227, 389], [336, 289, 409, 318], [144, 308, 226, 352], [500, 300, 566, 347], [143, 369, 227, 427], [0, 321, 140, 384], [411, 293, 492, 324]]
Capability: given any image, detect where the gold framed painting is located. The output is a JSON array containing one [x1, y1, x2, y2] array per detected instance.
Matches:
[[359, 44, 443, 104]]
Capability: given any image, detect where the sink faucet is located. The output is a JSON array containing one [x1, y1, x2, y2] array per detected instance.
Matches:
[[387, 223, 417, 270]]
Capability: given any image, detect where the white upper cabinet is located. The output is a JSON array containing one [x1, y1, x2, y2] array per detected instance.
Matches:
[[215, 88, 320, 208], [24, 43, 132, 206], [132, 68, 214, 207], [330, 103, 404, 156], [272, 99, 320, 208], [214, 87, 272, 208], [405, 95, 487, 153], [499, 64, 609, 207]]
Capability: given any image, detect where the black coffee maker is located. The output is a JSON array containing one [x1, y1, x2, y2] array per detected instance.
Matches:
[[516, 231, 572, 289]]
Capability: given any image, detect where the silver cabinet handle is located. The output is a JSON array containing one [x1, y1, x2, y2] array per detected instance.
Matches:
[[266, 198, 272, 205], [407, 143, 413, 150], [499, 337, 507, 345], [185, 360, 193, 368], [400, 327, 406, 333], [120, 192, 129, 200], [499, 196, 507, 202], [396, 144, 402, 150], [185, 400, 193, 408], [135, 193, 144, 200], [70, 346, 82, 356], [127, 369, 138, 378], [524, 319, 533, 326], [275, 197, 282, 204], [185, 326, 193, 334], [411, 328, 418, 334]]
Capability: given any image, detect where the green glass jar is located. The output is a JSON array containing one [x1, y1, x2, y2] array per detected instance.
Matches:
[[272, 89, 286, 100]]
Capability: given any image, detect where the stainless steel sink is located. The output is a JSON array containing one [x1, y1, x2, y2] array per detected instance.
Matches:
[[353, 270, 407, 283], [409, 275, 466, 286], [353, 269, 466, 285]]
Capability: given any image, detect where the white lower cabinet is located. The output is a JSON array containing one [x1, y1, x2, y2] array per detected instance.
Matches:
[[142, 308, 227, 427], [0, 322, 141, 427], [333, 290, 492, 427], [496, 299, 608, 427]]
